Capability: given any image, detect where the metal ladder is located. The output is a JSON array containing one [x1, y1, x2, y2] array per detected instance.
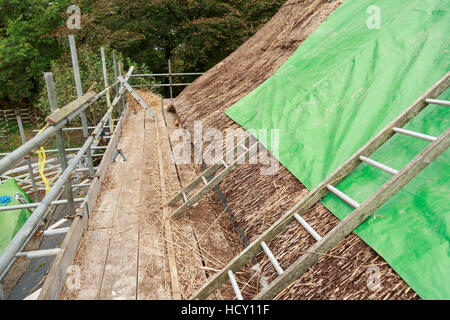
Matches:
[[168, 134, 259, 220], [191, 72, 450, 300], [116, 67, 157, 120]]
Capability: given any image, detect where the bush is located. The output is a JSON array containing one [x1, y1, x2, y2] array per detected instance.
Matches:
[[34, 45, 155, 126]]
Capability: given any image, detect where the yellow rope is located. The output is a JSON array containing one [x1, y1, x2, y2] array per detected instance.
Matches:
[[35, 123, 51, 194]]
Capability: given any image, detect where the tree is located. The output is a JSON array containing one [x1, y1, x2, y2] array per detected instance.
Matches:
[[78, 0, 286, 95], [0, 0, 286, 109], [0, 0, 70, 108], [34, 45, 152, 125]]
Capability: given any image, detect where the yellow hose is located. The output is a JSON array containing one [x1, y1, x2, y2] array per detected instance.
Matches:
[[35, 123, 51, 194]]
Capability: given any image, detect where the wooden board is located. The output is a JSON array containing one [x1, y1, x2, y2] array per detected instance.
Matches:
[[60, 228, 111, 300], [39, 104, 128, 300], [46, 91, 242, 300], [99, 224, 139, 299], [97, 112, 144, 299], [137, 111, 171, 299], [155, 109, 182, 299], [45, 91, 97, 125]]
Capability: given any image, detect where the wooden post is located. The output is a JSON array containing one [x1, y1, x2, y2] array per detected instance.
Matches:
[[3, 111, 9, 133]]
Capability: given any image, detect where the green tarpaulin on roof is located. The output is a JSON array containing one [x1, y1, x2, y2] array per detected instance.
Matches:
[[226, 0, 450, 299], [0, 179, 32, 254]]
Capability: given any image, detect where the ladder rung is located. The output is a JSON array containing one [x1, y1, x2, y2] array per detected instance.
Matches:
[[170, 137, 257, 219], [293, 213, 322, 241], [227, 270, 244, 300], [260, 241, 284, 275], [201, 176, 208, 185], [326, 185, 360, 208], [167, 134, 251, 208], [393, 127, 437, 142], [239, 144, 248, 151], [359, 156, 398, 175], [425, 98, 450, 107], [47, 218, 68, 231], [221, 160, 228, 168], [189, 72, 450, 301]]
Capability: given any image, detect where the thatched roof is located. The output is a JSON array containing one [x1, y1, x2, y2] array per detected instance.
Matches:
[[169, 0, 418, 299]]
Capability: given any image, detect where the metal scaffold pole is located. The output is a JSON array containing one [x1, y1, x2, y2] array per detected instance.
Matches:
[[101, 47, 113, 133], [68, 34, 94, 178], [168, 59, 173, 99], [112, 51, 121, 114], [16, 115, 39, 202], [44, 72, 76, 214], [0, 106, 113, 277], [0, 81, 118, 175], [118, 61, 125, 112]]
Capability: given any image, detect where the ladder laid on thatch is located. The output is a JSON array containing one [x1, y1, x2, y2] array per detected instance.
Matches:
[[191, 71, 450, 300], [168, 134, 260, 219]]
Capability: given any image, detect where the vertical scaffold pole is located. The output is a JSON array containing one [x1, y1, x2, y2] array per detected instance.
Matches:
[[68, 34, 94, 178], [100, 47, 113, 133], [44, 73, 75, 214], [0, 283, 5, 300], [112, 52, 121, 114], [168, 59, 173, 99], [16, 115, 39, 202], [118, 61, 125, 113]]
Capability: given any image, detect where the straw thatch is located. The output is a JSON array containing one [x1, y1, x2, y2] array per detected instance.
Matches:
[[168, 0, 419, 299]]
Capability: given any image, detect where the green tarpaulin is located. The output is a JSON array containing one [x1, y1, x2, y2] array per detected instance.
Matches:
[[0, 179, 32, 254], [226, 0, 450, 299]]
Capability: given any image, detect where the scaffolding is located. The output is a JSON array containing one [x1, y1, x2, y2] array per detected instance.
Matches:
[[0, 32, 207, 300], [0, 35, 136, 300]]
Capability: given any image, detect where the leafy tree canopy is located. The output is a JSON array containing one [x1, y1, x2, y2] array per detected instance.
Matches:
[[0, 0, 286, 110]]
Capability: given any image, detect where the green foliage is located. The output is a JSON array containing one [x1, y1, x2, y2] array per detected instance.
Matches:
[[0, 0, 70, 107], [34, 45, 152, 126], [0, 0, 285, 109], [79, 0, 286, 94]]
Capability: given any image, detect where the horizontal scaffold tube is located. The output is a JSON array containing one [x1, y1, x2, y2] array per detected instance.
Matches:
[[0, 80, 119, 175], [0, 107, 113, 276], [130, 72, 204, 77], [0, 198, 85, 212]]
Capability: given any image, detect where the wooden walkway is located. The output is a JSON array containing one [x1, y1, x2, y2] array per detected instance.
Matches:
[[60, 92, 240, 300]]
